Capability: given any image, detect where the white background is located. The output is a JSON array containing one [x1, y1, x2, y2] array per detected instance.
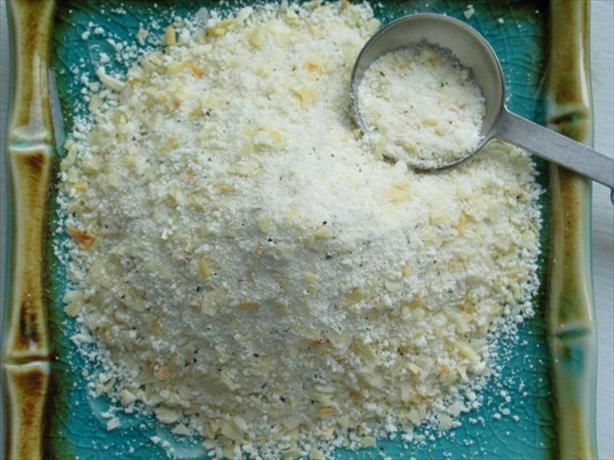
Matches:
[[0, 0, 612, 458], [590, 1, 614, 459]]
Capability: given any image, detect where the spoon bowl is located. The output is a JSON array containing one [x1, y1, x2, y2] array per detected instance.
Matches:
[[351, 13, 614, 198], [351, 14, 502, 170]]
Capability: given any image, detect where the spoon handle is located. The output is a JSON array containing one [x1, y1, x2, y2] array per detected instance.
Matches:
[[495, 109, 614, 194]]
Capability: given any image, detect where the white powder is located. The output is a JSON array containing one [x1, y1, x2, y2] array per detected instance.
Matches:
[[357, 43, 486, 168], [58, 2, 542, 459]]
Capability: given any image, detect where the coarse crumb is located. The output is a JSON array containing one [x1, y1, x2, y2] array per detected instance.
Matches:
[[464, 4, 475, 19], [357, 42, 485, 168], [58, 2, 542, 459]]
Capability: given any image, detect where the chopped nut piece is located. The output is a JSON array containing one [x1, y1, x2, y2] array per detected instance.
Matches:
[[171, 423, 191, 436], [218, 184, 234, 194], [313, 225, 332, 239], [345, 287, 363, 305], [282, 448, 303, 459], [232, 160, 259, 176], [454, 341, 481, 364], [294, 86, 316, 108], [239, 301, 259, 311], [257, 216, 273, 233], [67, 226, 96, 250], [106, 418, 121, 431], [120, 389, 137, 406], [304, 63, 326, 74], [220, 420, 244, 441], [136, 27, 149, 44], [64, 301, 81, 317], [352, 340, 378, 363], [400, 384, 411, 403], [207, 18, 236, 37], [189, 64, 205, 79], [384, 181, 411, 203], [156, 407, 180, 424], [157, 364, 172, 381], [96, 67, 125, 91], [268, 129, 283, 144], [198, 258, 211, 279], [165, 26, 177, 46], [340, 0, 352, 11], [248, 27, 267, 48], [318, 406, 336, 416], [360, 436, 376, 447], [408, 363, 422, 375]]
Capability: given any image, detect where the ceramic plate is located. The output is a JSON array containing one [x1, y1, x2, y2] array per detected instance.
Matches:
[[1, 0, 597, 458]]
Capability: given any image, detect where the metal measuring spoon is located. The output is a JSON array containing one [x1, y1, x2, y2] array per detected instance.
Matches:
[[351, 14, 614, 199]]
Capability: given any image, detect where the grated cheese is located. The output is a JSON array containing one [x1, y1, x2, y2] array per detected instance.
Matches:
[[357, 43, 485, 168], [58, 2, 542, 459]]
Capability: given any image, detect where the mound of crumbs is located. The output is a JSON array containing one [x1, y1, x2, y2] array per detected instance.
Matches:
[[58, 2, 542, 459], [357, 43, 486, 168]]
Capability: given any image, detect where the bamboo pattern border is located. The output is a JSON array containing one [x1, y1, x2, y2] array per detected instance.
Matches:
[[3, 1, 55, 459], [546, 1, 597, 458]]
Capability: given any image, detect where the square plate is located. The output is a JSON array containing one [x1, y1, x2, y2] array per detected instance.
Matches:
[[1, 1, 597, 459]]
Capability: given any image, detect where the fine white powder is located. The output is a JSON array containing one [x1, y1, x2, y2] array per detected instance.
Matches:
[[357, 43, 486, 168], [58, 2, 542, 459]]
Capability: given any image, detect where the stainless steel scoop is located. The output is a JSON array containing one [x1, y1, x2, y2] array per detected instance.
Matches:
[[351, 13, 614, 197]]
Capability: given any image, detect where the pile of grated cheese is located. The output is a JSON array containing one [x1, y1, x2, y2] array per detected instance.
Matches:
[[58, 2, 542, 459], [357, 43, 485, 168]]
